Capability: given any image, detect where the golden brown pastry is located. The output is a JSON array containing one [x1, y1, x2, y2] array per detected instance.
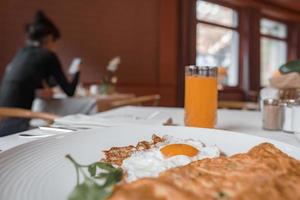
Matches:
[[109, 143, 300, 200]]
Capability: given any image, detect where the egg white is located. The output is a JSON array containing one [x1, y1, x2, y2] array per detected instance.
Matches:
[[121, 135, 220, 182]]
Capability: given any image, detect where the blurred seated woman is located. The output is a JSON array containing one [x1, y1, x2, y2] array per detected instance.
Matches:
[[0, 11, 80, 136]]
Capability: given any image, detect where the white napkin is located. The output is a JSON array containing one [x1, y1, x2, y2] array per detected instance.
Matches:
[[54, 111, 171, 128], [54, 114, 117, 127], [68, 58, 81, 75], [106, 57, 121, 72]]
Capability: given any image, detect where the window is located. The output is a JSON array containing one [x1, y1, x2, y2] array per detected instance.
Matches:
[[260, 18, 288, 86], [196, 0, 239, 86], [181, 0, 300, 103]]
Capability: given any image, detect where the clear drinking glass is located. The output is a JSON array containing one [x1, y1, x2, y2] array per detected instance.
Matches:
[[185, 66, 218, 128]]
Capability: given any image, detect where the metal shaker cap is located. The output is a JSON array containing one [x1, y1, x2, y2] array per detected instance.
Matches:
[[263, 99, 279, 106], [280, 99, 300, 107], [185, 66, 218, 77]]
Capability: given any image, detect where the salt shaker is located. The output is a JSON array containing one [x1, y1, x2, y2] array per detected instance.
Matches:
[[282, 99, 299, 133], [262, 99, 283, 130], [292, 104, 300, 134]]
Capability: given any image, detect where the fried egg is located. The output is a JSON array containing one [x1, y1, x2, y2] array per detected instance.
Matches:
[[121, 135, 220, 182]]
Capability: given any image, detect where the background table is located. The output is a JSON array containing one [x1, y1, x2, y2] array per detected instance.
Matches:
[[32, 93, 135, 116], [1, 106, 300, 151]]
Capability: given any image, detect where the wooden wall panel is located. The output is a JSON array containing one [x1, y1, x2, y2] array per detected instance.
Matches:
[[0, 0, 180, 106], [158, 0, 180, 106]]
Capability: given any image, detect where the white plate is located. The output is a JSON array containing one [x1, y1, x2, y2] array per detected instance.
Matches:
[[1, 125, 300, 200]]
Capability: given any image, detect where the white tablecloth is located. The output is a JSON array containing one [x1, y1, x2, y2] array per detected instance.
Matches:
[[96, 106, 300, 147], [1, 106, 300, 151]]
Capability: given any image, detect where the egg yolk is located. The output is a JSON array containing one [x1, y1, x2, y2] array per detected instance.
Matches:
[[160, 144, 199, 158]]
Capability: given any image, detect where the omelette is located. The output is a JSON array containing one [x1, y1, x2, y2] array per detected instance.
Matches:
[[102, 136, 300, 200]]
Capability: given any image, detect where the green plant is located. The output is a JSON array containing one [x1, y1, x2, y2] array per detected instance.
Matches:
[[66, 155, 123, 200]]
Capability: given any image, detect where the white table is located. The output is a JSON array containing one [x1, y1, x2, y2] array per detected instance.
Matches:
[[96, 106, 300, 147], [1, 106, 300, 151]]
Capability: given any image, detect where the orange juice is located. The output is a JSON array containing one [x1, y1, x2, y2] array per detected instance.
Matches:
[[185, 67, 218, 128]]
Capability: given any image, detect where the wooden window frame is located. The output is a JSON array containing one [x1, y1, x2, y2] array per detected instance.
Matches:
[[179, 0, 300, 105], [189, 0, 246, 102], [259, 15, 289, 87], [260, 14, 298, 62], [260, 15, 289, 41]]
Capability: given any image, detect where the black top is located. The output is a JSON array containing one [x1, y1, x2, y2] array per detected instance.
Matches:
[[0, 46, 80, 109]]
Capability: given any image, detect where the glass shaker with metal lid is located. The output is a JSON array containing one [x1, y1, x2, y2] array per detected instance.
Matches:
[[282, 99, 300, 133], [262, 99, 283, 130], [292, 100, 300, 134]]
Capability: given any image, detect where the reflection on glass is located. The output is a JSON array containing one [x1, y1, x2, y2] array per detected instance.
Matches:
[[260, 18, 287, 39], [196, 23, 239, 86], [260, 37, 287, 86], [197, 0, 238, 28]]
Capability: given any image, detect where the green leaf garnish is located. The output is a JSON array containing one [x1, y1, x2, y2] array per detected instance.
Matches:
[[88, 164, 97, 177], [66, 154, 123, 200], [68, 180, 112, 200]]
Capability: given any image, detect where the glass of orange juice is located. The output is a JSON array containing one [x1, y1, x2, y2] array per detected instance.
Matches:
[[185, 66, 218, 128]]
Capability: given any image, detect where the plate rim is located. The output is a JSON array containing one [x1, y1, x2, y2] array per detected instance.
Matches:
[[1, 125, 300, 156]]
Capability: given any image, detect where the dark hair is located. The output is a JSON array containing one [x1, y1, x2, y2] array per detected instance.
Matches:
[[25, 10, 60, 42]]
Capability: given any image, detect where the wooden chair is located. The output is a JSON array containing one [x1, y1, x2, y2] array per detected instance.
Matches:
[[218, 101, 259, 110], [102, 94, 161, 111], [0, 107, 59, 124]]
